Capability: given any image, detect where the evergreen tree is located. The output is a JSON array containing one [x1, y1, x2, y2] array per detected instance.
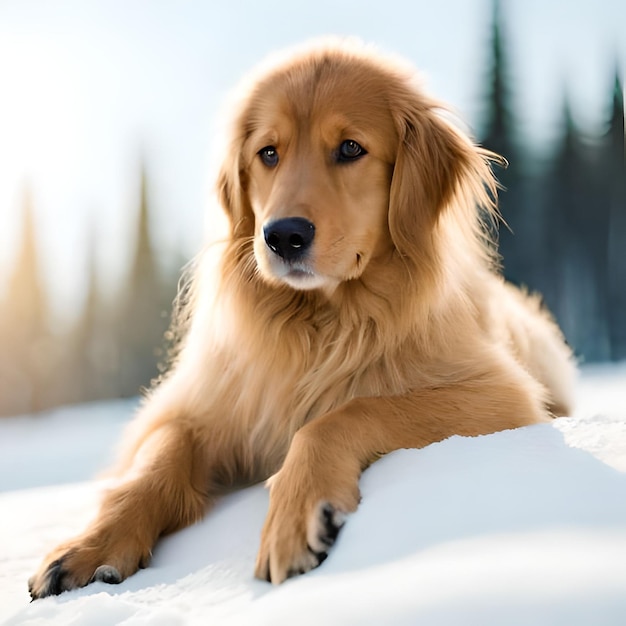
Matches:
[[605, 70, 626, 359], [68, 224, 118, 403], [543, 95, 611, 361], [480, 0, 528, 284], [115, 163, 175, 398], [481, 0, 514, 159], [0, 186, 51, 415]]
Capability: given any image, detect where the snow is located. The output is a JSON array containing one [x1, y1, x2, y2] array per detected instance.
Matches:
[[0, 399, 138, 492], [1, 365, 625, 625]]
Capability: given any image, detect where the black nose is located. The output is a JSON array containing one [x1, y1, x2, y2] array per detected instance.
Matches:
[[263, 217, 315, 261]]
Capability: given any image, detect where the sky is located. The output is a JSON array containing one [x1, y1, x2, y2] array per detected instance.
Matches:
[[0, 0, 624, 324]]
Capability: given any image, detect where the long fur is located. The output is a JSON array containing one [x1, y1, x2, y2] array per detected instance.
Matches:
[[29, 39, 576, 598]]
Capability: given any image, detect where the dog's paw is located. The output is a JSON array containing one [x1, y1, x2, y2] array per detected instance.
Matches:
[[28, 535, 150, 600], [254, 453, 360, 585], [253, 425, 362, 584], [255, 499, 349, 584]]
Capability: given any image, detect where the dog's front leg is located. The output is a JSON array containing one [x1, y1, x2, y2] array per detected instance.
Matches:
[[28, 418, 212, 599], [255, 375, 547, 583], [254, 421, 363, 584]]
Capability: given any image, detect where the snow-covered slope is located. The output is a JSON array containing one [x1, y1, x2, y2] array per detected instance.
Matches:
[[1, 365, 625, 625]]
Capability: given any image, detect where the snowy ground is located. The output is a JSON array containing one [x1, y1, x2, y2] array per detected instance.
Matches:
[[1, 364, 625, 625]]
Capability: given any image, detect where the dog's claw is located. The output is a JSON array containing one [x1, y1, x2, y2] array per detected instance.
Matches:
[[91, 565, 122, 585]]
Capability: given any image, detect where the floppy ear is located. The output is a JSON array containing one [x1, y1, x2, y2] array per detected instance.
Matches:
[[216, 134, 255, 239], [388, 100, 490, 261]]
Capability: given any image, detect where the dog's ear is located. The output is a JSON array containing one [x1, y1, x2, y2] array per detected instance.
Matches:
[[388, 100, 492, 261], [216, 135, 255, 239]]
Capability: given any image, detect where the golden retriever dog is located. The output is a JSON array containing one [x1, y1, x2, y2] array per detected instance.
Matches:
[[29, 39, 576, 598]]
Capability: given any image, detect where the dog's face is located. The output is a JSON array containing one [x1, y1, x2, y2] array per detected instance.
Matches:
[[243, 66, 398, 292], [219, 44, 490, 294]]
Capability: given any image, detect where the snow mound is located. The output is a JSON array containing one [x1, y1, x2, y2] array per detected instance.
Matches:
[[1, 365, 625, 625]]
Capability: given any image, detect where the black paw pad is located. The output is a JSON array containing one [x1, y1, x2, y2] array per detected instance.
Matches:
[[305, 502, 346, 569], [318, 502, 344, 549]]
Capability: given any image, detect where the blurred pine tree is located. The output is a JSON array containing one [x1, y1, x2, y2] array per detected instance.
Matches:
[[114, 162, 177, 398], [67, 224, 118, 404], [0, 186, 53, 415], [542, 96, 611, 361], [605, 71, 626, 360], [480, 0, 530, 285]]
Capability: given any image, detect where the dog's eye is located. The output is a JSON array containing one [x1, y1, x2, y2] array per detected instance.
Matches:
[[337, 139, 366, 162], [258, 146, 279, 168]]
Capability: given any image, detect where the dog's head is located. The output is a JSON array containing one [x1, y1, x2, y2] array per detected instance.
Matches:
[[218, 40, 498, 293]]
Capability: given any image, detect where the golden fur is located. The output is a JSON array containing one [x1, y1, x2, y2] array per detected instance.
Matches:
[[29, 39, 576, 597]]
